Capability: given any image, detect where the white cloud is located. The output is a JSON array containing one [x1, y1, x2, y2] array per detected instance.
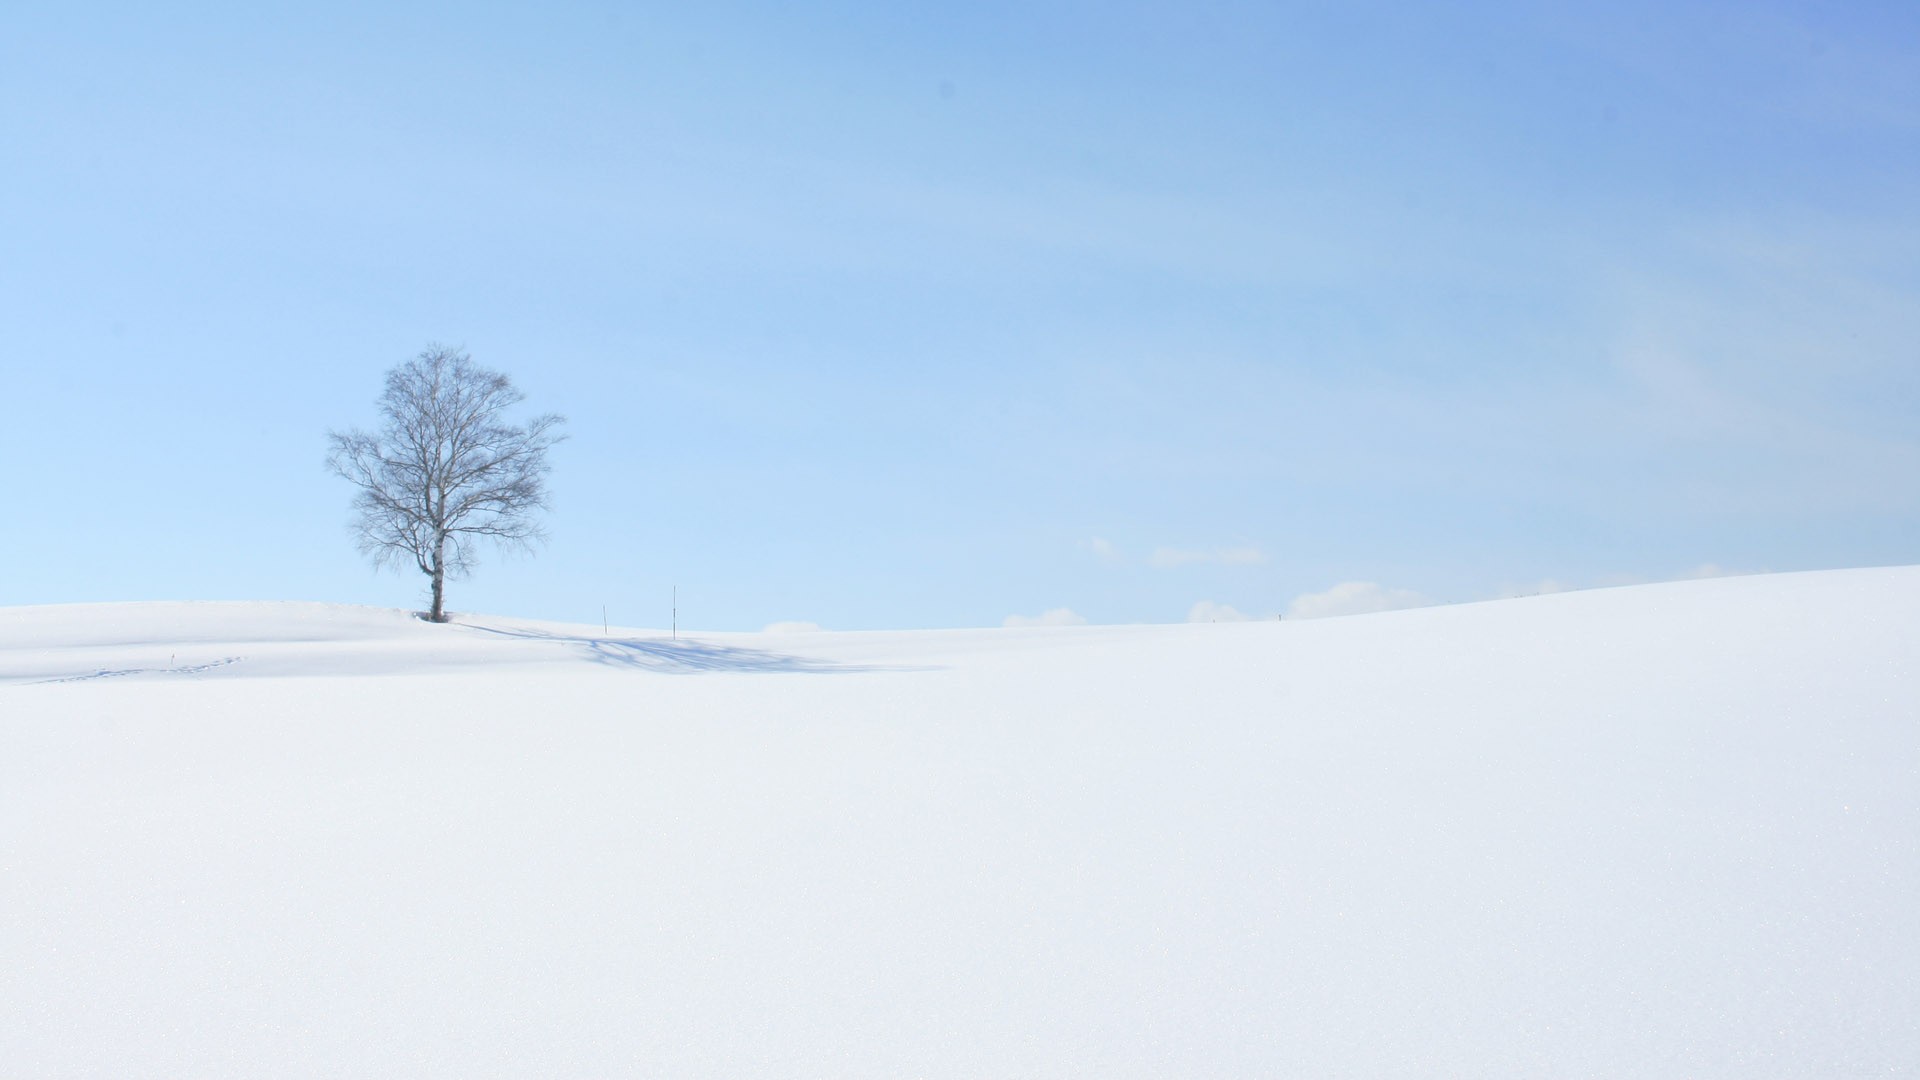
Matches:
[[1003, 608, 1088, 628], [1187, 600, 1254, 623], [1286, 582, 1432, 620], [1149, 545, 1267, 568], [1085, 537, 1123, 563], [761, 621, 825, 634]]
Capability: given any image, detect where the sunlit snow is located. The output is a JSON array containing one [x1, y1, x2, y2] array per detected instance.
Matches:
[[4, 568, 1916, 1076]]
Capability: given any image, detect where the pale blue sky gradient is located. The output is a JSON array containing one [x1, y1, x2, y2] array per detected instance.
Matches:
[[4, 1, 1916, 628]]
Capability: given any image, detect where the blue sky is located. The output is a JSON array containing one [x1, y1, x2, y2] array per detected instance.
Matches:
[[4, 0, 1916, 629]]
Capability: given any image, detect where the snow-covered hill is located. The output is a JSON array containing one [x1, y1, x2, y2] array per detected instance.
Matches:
[[5, 568, 1917, 1077]]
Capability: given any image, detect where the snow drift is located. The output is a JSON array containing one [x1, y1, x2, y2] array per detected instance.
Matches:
[[3, 568, 1916, 1077]]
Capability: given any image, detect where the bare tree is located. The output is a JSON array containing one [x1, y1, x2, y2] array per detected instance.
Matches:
[[327, 345, 566, 622]]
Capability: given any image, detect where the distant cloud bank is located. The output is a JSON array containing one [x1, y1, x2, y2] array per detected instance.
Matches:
[[761, 621, 825, 634], [1004, 608, 1088, 628], [1495, 564, 1753, 600], [1285, 582, 1432, 620], [1187, 600, 1254, 623]]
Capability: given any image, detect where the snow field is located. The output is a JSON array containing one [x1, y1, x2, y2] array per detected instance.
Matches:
[[3, 568, 1917, 1077]]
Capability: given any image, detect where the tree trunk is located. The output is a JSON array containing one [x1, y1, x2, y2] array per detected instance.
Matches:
[[428, 537, 447, 623]]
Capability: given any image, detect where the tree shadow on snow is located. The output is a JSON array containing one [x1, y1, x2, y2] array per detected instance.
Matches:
[[463, 625, 922, 675]]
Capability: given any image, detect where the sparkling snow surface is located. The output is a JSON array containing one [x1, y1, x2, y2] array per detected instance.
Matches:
[[4, 569, 1917, 1077]]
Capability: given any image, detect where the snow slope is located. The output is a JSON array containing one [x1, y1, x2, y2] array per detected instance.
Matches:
[[4, 569, 1917, 1077]]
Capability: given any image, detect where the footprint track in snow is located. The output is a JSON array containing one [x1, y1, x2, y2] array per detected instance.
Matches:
[[38, 656, 245, 684]]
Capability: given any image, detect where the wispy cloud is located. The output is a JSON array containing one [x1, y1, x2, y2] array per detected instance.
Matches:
[[1004, 608, 1088, 628], [1149, 546, 1267, 569], [1084, 537, 1123, 564], [1286, 582, 1432, 620]]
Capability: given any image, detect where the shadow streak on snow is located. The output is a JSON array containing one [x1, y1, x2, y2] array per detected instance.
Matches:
[[463, 625, 924, 676]]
